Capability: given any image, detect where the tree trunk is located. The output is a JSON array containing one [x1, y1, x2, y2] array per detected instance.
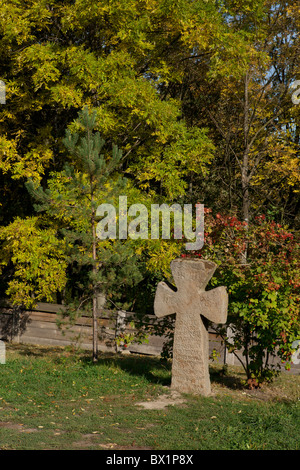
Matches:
[[241, 73, 250, 265], [91, 187, 98, 363]]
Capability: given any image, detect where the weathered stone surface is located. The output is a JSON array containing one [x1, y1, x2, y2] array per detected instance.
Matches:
[[154, 258, 228, 396]]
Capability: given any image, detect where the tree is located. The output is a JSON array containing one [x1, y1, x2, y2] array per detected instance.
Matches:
[[0, 0, 256, 222], [172, 0, 300, 230], [26, 106, 142, 362]]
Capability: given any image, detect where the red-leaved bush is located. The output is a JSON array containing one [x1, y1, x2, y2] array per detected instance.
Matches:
[[181, 209, 300, 386]]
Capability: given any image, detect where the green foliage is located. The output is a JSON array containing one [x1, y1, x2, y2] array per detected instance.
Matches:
[[0, 1, 268, 256], [0, 0, 299, 382], [25, 107, 143, 309], [0, 0, 255, 223], [181, 210, 300, 386], [0, 217, 68, 308]]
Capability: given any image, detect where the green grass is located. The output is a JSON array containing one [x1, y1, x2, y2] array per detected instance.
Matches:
[[0, 343, 299, 450]]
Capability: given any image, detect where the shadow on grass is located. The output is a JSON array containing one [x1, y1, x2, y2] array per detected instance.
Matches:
[[8, 343, 246, 390], [6, 342, 67, 358], [89, 353, 173, 386], [84, 353, 246, 390], [209, 365, 245, 390]]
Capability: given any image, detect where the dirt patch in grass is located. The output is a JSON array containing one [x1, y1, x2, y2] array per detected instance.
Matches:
[[72, 433, 103, 448], [72, 433, 154, 450], [0, 421, 40, 433], [98, 442, 153, 450], [136, 389, 187, 410]]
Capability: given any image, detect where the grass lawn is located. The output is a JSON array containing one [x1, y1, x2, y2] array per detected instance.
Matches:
[[0, 343, 299, 450]]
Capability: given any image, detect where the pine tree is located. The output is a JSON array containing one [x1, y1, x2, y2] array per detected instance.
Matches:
[[26, 106, 142, 362]]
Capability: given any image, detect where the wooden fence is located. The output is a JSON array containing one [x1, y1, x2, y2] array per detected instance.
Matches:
[[0, 301, 227, 361], [0, 301, 298, 372]]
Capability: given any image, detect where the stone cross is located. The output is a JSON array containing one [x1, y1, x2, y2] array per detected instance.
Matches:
[[154, 258, 228, 396]]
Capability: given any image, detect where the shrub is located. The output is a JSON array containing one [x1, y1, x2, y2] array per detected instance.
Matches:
[[182, 209, 300, 387]]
